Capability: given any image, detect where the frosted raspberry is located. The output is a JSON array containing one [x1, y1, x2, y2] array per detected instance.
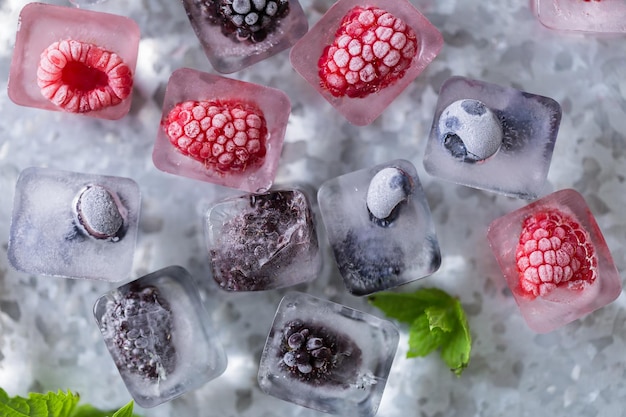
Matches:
[[515, 209, 597, 298], [318, 6, 418, 99], [163, 99, 268, 173], [36, 39, 133, 113]]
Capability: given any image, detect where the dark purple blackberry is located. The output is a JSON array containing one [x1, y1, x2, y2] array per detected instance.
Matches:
[[279, 320, 361, 386], [333, 230, 405, 296], [198, 0, 290, 43], [101, 285, 176, 381], [210, 190, 316, 291]]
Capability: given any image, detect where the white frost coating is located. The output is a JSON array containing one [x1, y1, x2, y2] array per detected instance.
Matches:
[[438, 99, 503, 162], [366, 167, 411, 221]]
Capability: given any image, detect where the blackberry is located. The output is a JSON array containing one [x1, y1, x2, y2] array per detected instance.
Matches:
[[333, 230, 405, 296], [199, 0, 290, 43], [101, 285, 177, 381], [211, 190, 316, 291], [279, 320, 361, 386]]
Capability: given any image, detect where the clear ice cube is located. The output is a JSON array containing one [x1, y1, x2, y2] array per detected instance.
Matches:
[[152, 68, 290, 192], [93, 266, 228, 408], [423, 76, 562, 199], [289, 0, 443, 126], [258, 292, 399, 417], [531, 0, 626, 33], [8, 167, 141, 281], [317, 159, 441, 296], [205, 188, 321, 291], [487, 189, 622, 333], [180, 0, 308, 73], [7, 2, 139, 120]]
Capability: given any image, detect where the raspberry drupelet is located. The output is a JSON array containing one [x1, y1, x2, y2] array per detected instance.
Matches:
[[163, 99, 268, 173], [318, 6, 418, 99], [515, 209, 597, 298], [36, 39, 133, 113]]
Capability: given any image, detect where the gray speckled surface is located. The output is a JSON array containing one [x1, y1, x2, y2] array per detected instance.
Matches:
[[1, 0, 626, 416]]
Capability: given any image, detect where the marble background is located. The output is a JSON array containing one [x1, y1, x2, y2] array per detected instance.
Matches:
[[1, 0, 626, 416]]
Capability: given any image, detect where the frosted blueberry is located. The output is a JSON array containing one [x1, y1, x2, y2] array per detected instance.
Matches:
[[438, 99, 503, 163], [75, 185, 124, 240], [366, 167, 413, 227]]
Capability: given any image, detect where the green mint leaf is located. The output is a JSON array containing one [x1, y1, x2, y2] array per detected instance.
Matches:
[[112, 401, 136, 417], [407, 314, 449, 358], [73, 401, 139, 417], [369, 288, 472, 375], [368, 288, 452, 323], [440, 299, 472, 376], [0, 389, 79, 417]]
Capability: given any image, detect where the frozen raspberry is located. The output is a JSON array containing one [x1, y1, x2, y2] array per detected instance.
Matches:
[[100, 285, 177, 381], [515, 209, 597, 298], [279, 319, 361, 386], [36, 39, 133, 113], [163, 99, 268, 173], [318, 6, 418, 99], [199, 0, 290, 43]]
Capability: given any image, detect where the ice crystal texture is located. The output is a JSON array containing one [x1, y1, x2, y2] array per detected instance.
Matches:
[[531, 0, 626, 33]]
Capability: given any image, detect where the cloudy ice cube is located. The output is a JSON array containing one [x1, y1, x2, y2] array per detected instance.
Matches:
[[180, 0, 308, 73], [205, 188, 321, 291], [258, 292, 399, 417], [93, 266, 227, 408], [8, 167, 140, 281], [423, 76, 562, 199], [487, 189, 622, 333], [318, 159, 441, 296], [531, 0, 626, 33]]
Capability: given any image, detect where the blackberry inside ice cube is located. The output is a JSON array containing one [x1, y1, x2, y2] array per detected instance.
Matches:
[[210, 190, 316, 291], [100, 285, 177, 381], [199, 0, 290, 43], [279, 319, 361, 386]]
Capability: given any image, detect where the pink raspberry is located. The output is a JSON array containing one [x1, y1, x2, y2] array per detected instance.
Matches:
[[163, 99, 268, 173], [318, 6, 418, 99], [515, 209, 597, 298], [36, 39, 133, 113]]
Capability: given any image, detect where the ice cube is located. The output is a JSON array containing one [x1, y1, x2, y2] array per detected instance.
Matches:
[[423, 76, 562, 199], [93, 266, 228, 408], [205, 188, 321, 291], [258, 292, 399, 416], [531, 0, 626, 33], [180, 0, 308, 73], [152, 68, 290, 192], [289, 0, 443, 126], [317, 159, 441, 296], [487, 189, 622, 333], [7, 167, 140, 281], [7, 2, 139, 120]]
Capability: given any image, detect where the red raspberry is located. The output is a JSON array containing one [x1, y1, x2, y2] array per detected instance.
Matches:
[[515, 209, 597, 299], [163, 99, 268, 173], [36, 39, 133, 113], [318, 6, 418, 99]]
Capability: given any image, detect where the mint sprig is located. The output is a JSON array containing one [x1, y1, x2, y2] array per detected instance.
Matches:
[[369, 288, 472, 376], [0, 388, 139, 417]]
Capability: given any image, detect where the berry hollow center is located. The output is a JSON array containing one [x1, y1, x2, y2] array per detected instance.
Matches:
[[61, 61, 109, 92]]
